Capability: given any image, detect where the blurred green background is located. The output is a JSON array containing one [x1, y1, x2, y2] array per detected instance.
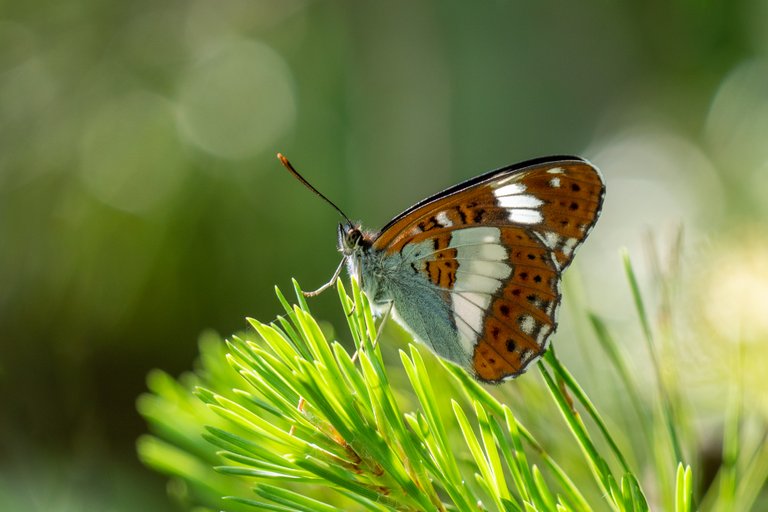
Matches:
[[2, 0, 768, 510]]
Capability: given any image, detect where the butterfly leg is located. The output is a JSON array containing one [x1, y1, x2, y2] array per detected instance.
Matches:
[[304, 257, 346, 297], [351, 301, 393, 363], [343, 260, 365, 316], [372, 301, 394, 350]]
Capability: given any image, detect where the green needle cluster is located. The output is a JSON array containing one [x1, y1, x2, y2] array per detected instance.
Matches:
[[138, 255, 768, 511]]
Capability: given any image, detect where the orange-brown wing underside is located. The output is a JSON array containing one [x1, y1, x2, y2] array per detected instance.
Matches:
[[372, 158, 604, 382]]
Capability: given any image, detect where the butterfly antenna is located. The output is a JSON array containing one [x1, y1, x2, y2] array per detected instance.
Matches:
[[277, 153, 353, 225]]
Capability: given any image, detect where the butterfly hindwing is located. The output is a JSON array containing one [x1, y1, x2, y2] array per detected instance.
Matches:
[[406, 225, 562, 381], [370, 157, 604, 382], [472, 228, 562, 381]]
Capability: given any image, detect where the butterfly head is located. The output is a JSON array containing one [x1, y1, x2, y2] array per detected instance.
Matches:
[[337, 222, 372, 256]]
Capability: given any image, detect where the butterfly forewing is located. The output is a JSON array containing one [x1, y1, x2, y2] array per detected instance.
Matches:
[[372, 157, 604, 382], [515, 162, 604, 270]]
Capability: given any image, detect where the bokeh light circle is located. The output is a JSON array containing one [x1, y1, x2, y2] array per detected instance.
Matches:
[[702, 241, 768, 343], [706, 59, 768, 164], [705, 59, 768, 213], [176, 38, 296, 160], [587, 126, 723, 244], [79, 92, 186, 213]]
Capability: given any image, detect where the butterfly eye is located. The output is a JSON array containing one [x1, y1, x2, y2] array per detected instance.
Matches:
[[348, 228, 363, 247], [337, 224, 365, 255]]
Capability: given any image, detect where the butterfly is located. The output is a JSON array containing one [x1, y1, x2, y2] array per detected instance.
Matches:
[[278, 154, 605, 382]]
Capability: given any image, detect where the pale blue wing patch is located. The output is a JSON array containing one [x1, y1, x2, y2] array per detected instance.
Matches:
[[401, 227, 514, 358], [354, 240, 471, 368]]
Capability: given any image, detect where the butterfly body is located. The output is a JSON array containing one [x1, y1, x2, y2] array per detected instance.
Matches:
[[297, 154, 605, 383]]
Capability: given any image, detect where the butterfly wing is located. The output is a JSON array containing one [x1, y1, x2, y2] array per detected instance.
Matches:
[[371, 156, 605, 382]]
